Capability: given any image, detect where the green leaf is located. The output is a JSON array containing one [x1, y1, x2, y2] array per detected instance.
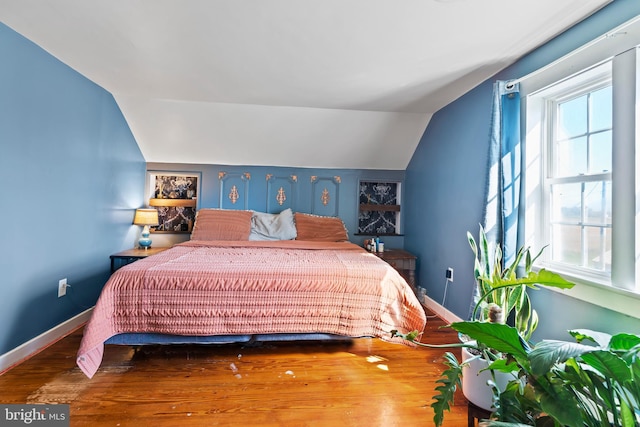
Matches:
[[492, 381, 540, 425], [468, 231, 478, 257], [620, 399, 636, 427], [507, 285, 523, 316], [580, 350, 633, 384], [525, 249, 532, 272], [486, 358, 519, 374], [561, 361, 615, 423], [480, 226, 491, 277], [529, 245, 547, 266], [492, 269, 575, 290], [569, 328, 612, 347], [468, 231, 483, 282], [608, 333, 640, 352], [431, 352, 463, 427], [529, 340, 596, 375], [505, 245, 527, 279], [513, 288, 530, 336], [537, 380, 584, 427], [523, 310, 538, 343], [493, 245, 503, 281], [450, 322, 528, 360], [583, 369, 616, 418]]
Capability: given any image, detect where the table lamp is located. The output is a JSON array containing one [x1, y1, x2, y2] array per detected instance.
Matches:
[[133, 208, 159, 249]]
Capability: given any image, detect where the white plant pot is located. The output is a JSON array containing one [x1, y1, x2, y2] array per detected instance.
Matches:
[[461, 346, 512, 411]]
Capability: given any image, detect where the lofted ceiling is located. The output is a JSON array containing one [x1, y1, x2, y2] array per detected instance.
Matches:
[[0, 0, 610, 169]]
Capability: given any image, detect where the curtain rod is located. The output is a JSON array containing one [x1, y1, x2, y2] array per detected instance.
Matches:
[[505, 14, 640, 89]]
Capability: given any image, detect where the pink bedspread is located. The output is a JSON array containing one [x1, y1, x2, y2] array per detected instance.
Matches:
[[77, 240, 426, 378]]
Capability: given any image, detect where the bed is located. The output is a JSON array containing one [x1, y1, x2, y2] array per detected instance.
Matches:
[[77, 209, 426, 378]]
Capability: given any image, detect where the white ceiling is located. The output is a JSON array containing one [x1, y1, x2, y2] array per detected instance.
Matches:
[[0, 0, 610, 169]]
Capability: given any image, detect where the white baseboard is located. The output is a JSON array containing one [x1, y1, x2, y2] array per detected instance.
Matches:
[[424, 294, 463, 324], [0, 308, 93, 374]]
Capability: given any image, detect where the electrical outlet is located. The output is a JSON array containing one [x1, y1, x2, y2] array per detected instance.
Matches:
[[58, 278, 67, 298], [446, 267, 454, 282], [417, 287, 427, 305]]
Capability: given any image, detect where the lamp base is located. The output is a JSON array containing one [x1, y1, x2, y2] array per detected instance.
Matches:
[[138, 226, 153, 249]]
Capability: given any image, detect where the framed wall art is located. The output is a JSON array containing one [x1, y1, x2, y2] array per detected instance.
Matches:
[[146, 171, 201, 234]]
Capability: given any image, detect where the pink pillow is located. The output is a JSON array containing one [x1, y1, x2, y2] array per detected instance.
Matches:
[[191, 209, 252, 241], [294, 213, 349, 242]]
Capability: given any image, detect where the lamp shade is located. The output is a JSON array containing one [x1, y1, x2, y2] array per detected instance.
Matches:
[[133, 208, 159, 226]]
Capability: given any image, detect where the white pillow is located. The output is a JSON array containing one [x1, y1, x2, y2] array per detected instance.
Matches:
[[249, 208, 297, 241]]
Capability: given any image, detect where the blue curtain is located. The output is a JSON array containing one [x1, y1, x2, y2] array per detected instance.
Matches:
[[482, 80, 522, 266], [469, 80, 522, 319]]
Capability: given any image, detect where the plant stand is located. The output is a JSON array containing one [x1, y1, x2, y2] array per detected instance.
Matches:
[[467, 401, 491, 427]]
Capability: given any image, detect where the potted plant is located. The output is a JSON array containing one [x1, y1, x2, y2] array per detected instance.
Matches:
[[466, 224, 563, 341], [437, 325, 640, 426], [520, 328, 640, 426], [457, 226, 559, 412], [392, 225, 577, 426]]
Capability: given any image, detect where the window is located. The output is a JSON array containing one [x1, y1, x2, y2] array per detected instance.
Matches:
[[523, 35, 640, 317], [527, 62, 613, 283], [544, 72, 613, 277]]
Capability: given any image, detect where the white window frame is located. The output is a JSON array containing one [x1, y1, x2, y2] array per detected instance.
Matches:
[[534, 64, 612, 282], [521, 16, 640, 319]]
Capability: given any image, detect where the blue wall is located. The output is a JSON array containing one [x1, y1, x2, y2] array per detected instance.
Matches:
[[147, 162, 407, 249], [0, 23, 146, 355], [405, 1, 640, 339]]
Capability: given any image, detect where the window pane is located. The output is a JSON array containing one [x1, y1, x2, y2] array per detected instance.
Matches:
[[534, 64, 613, 281], [558, 95, 587, 139], [584, 181, 611, 225], [589, 130, 612, 173], [551, 183, 581, 224], [551, 223, 582, 265], [589, 86, 612, 132], [585, 226, 611, 272], [555, 136, 587, 177]]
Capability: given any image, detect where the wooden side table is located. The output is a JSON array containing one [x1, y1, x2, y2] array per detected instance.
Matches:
[[110, 247, 170, 272], [375, 249, 417, 292]]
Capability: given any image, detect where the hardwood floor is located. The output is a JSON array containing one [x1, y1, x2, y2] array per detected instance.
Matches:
[[0, 311, 470, 426]]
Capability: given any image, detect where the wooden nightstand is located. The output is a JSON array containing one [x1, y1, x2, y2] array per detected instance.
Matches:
[[375, 249, 417, 291], [110, 247, 170, 272]]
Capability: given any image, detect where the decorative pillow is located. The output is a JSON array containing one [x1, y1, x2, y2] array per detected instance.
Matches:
[[294, 212, 349, 242], [249, 208, 297, 241], [190, 209, 252, 241]]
